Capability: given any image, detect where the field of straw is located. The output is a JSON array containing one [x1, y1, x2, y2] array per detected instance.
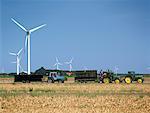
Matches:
[[0, 83, 150, 113]]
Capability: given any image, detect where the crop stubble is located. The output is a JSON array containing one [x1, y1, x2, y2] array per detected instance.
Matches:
[[0, 83, 150, 113]]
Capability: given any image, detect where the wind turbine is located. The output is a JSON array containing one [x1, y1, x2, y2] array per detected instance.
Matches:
[[53, 57, 62, 70], [9, 48, 23, 75], [114, 66, 119, 74], [11, 18, 46, 75], [65, 57, 73, 72]]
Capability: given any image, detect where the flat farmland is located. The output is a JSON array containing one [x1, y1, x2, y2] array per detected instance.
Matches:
[[0, 83, 150, 113]]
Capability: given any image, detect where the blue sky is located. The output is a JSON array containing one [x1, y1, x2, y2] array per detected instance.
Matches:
[[0, 0, 150, 73]]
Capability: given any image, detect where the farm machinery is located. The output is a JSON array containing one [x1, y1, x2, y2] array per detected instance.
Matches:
[[74, 70, 144, 84], [14, 67, 46, 83], [47, 71, 65, 83], [98, 71, 144, 84], [14, 67, 69, 83], [74, 70, 97, 83], [13, 67, 144, 84]]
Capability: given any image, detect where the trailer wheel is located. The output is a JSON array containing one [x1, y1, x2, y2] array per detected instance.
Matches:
[[125, 77, 132, 84], [137, 78, 143, 83], [103, 78, 110, 84], [26, 80, 30, 83], [48, 79, 53, 83], [22, 80, 26, 83], [115, 79, 120, 84]]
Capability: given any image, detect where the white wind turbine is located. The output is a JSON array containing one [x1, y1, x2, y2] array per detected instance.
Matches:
[[114, 66, 119, 74], [53, 57, 62, 70], [11, 18, 46, 75], [65, 58, 73, 72], [9, 48, 23, 75]]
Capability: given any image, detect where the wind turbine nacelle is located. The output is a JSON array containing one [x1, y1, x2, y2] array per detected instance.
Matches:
[[27, 31, 30, 35]]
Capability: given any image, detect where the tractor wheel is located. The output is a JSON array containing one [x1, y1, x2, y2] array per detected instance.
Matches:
[[137, 78, 143, 84], [103, 78, 110, 84], [125, 77, 132, 84], [58, 80, 63, 83], [115, 79, 120, 84]]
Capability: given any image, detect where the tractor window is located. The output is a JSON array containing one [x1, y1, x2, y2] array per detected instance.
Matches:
[[53, 73, 56, 77]]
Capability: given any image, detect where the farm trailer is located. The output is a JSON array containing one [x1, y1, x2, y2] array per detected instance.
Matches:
[[14, 67, 46, 83], [14, 74, 44, 83], [74, 70, 98, 83]]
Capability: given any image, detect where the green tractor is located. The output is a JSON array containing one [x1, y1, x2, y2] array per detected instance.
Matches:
[[99, 70, 114, 83], [112, 71, 144, 84], [99, 70, 144, 84]]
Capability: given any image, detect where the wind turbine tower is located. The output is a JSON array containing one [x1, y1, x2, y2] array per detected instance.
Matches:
[[9, 48, 23, 75]]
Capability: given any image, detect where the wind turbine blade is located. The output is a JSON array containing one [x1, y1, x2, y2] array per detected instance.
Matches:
[[29, 24, 46, 33], [19, 53, 22, 61], [17, 48, 23, 55], [11, 18, 27, 32], [11, 62, 16, 64], [25, 36, 28, 48], [56, 57, 58, 62], [65, 62, 69, 64], [9, 52, 16, 56], [53, 63, 57, 66], [23, 35, 28, 54], [70, 57, 74, 63], [58, 63, 63, 65], [19, 65, 24, 72]]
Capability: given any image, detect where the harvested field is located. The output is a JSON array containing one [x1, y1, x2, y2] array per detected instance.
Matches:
[[0, 83, 150, 113]]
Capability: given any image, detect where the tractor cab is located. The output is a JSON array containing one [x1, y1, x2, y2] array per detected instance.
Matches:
[[48, 71, 65, 83], [98, 70, 113, 83]]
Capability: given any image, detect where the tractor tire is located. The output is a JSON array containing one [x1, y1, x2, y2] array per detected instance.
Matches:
[[115, 79, 120, 84], [103, 78, 110, 84], [137, 78, 143, 84], [125, 77, 132, 84]]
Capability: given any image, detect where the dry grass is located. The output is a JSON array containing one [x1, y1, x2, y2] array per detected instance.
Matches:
[[0, 83, 150, 113]]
